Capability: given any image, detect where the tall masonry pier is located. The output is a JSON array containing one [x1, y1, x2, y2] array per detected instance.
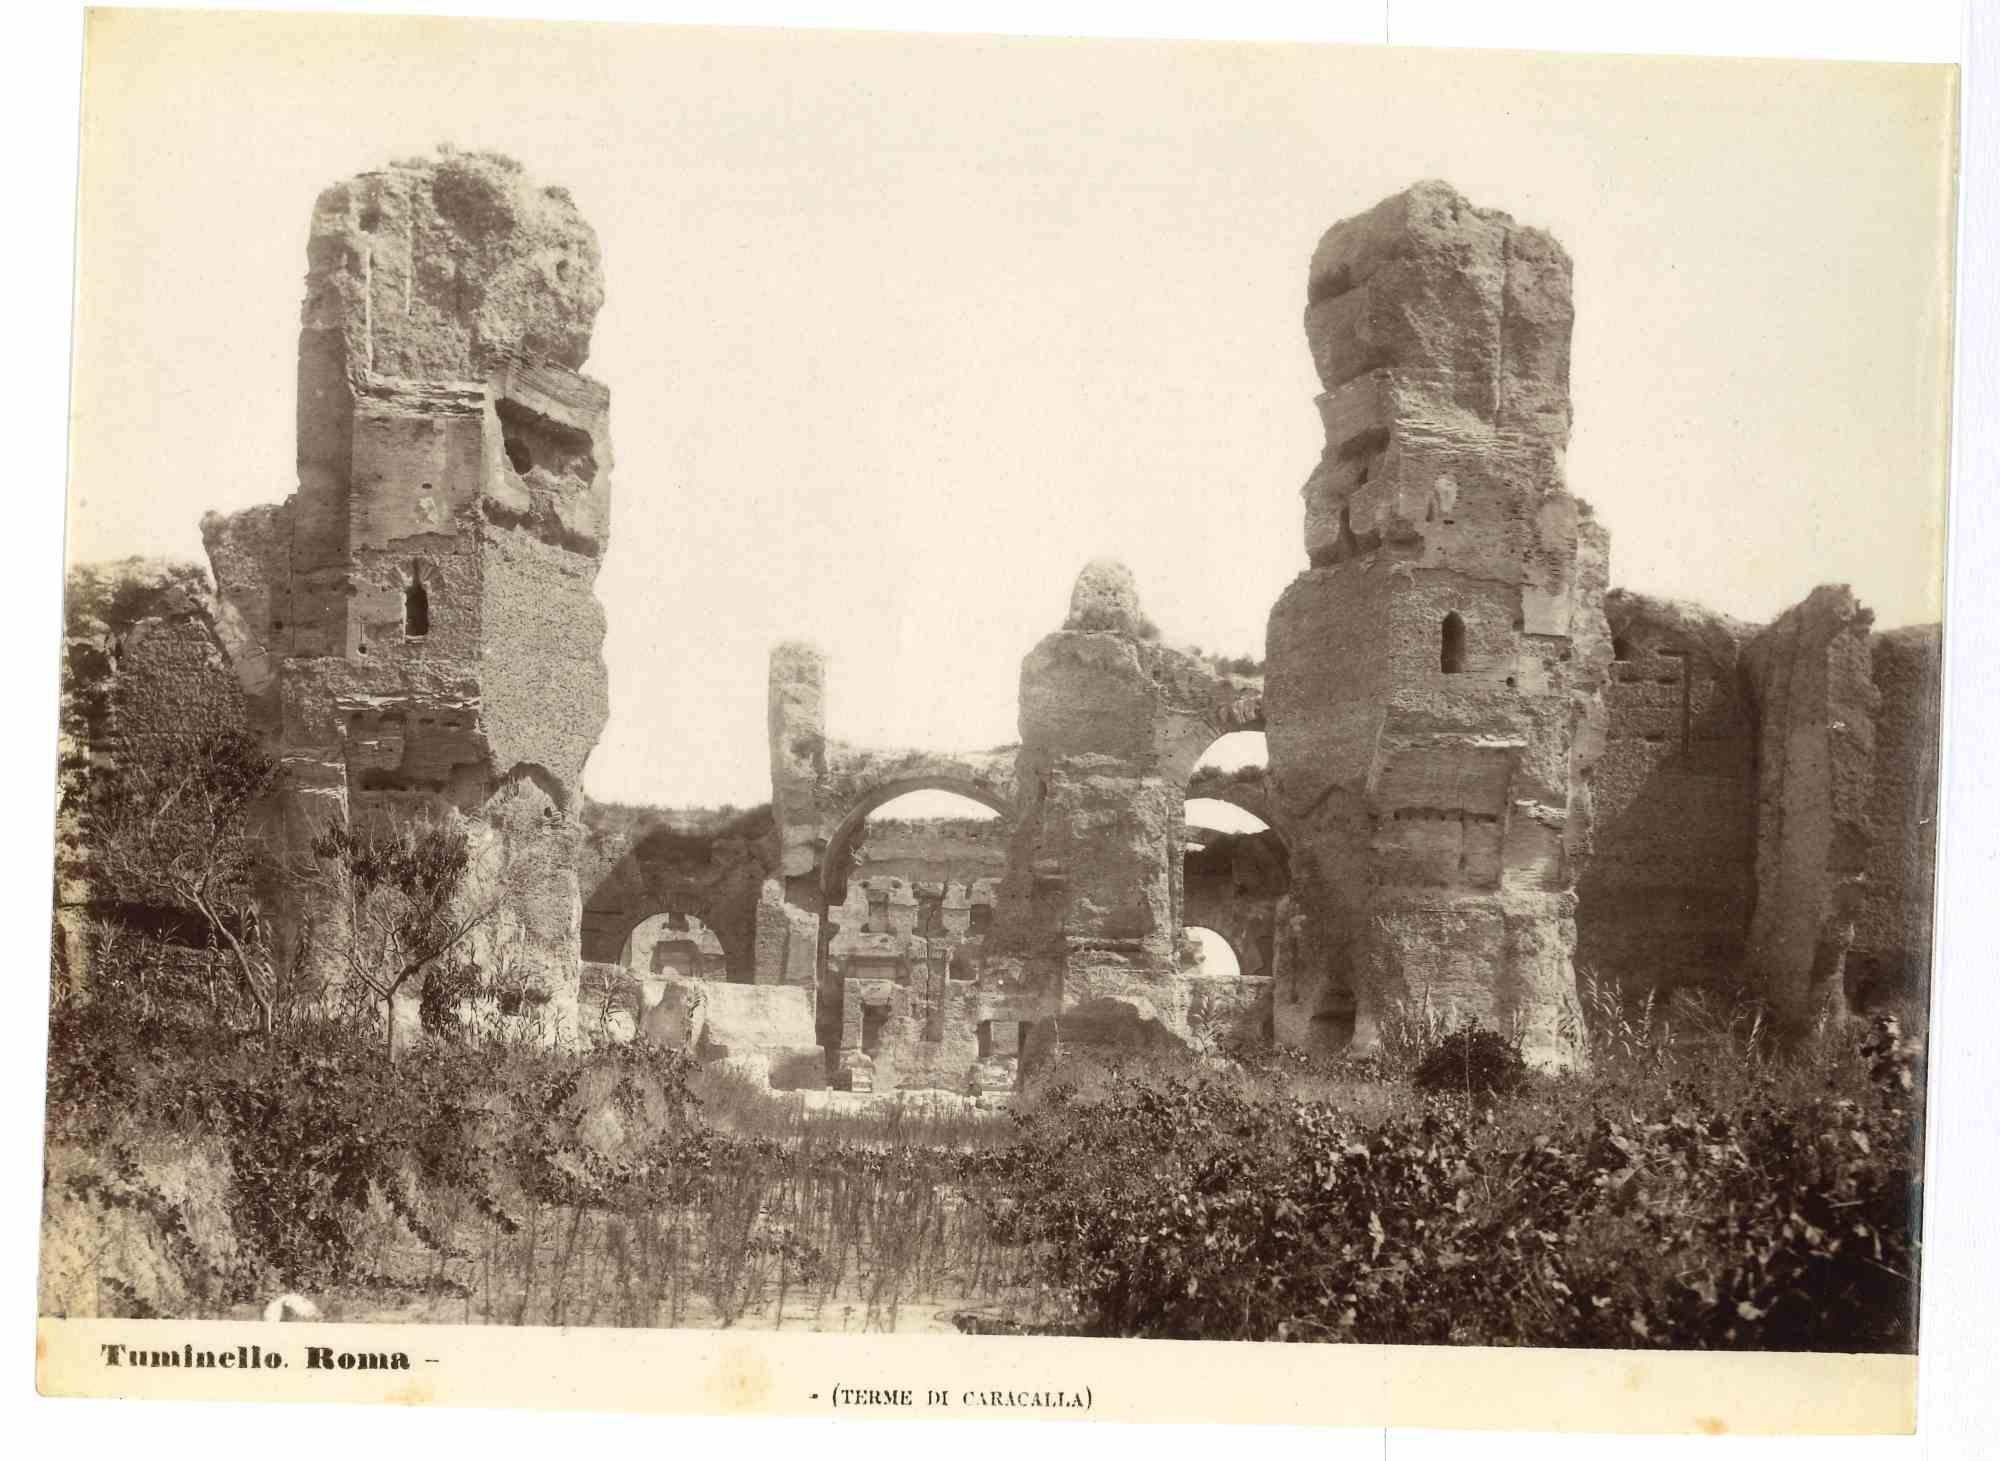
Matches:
[[1264, 181, 1612, 1069]]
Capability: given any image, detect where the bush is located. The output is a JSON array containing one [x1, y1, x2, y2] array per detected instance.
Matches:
[[1412, 1026, 1527, 1097], [45, 976, 715, 1298], [988, 1017, 1922, 1350]]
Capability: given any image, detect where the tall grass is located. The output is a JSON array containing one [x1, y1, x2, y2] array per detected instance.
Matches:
[[346, 1112, 1052, 1331]]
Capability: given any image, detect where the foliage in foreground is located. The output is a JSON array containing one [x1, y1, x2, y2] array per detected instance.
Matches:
[[44, 994, 714, 1302], [46, 924, 1924, 1348], [988, 1018, 1921, 1349]]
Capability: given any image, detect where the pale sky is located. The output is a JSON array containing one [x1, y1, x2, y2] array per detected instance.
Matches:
[[67, 12, 1957, 809]]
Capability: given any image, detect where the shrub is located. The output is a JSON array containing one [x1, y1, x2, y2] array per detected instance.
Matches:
[[990, 1016, 1922, 1350], [1412, 1026, 1527, 1097]]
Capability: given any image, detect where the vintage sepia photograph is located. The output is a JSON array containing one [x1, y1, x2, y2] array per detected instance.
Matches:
[[32, 4, 1963, 1433]]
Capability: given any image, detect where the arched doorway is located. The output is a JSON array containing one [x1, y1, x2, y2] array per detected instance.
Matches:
[[817, 779, 1013, 905], [817, 784, 1013, 1071]]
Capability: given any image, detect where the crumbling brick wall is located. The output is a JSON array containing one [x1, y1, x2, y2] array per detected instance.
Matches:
[[55, 561, 251, 979], [1569, 588, 1939, 1031]]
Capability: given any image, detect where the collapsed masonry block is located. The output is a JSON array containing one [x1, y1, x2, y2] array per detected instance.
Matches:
[[753, 877, 822, 987]]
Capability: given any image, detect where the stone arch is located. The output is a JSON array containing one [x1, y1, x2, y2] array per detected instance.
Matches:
[[585, 888, 730, 974], [818, 775, 1015, 905], [1179, 729, 1289, 982], [576, 806, 779, 981]]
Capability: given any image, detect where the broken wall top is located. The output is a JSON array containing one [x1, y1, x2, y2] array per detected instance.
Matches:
[[1305, 179, 1572, 446], [306, 147, 604, 383], [1021, 561, 1265, 781], [1296, 182, 1586, 574]]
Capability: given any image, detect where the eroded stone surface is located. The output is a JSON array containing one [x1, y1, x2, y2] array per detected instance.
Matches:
[[991, 562, 1268, 1058], [1743, 586, 1880, 1033], [1268, 181, 1610, 1069], [200, 148, 616, 1039], [1064, 557, 1146, 635]]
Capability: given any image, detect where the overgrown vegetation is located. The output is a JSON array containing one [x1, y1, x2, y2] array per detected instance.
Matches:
[[45, 949, 1924, 1347], [1187, 761, 1268, 798], [81, 727, 287, 1031], [989, 1006, 1921, 1348], [308, 814, 494, 1061]]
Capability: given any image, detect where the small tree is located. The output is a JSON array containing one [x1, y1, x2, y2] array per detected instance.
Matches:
[[87, 727, 285, 1034], [309, 812, 497, 1062]]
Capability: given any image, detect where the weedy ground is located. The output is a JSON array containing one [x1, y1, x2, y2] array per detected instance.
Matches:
[[41, 972, 1924, 1348]]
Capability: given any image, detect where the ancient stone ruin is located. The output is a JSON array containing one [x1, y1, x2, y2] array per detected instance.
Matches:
[[1265, 182, 1610, 1068], [61, 161, 1942, 1091], [200, 147, 614, 1041]]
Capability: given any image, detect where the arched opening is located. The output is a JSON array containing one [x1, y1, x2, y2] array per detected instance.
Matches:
[[1185, 925, 1242, 978], [1181, 727, 1286, 982], [1612, 634, 1633, 661], [1187, 729, 1267, 804], [1185, 797, 1272, 838], [404, 569, 430, 639], [866, 789, 1004, 822], [821, 784, 1013, 1061], [1190, 730, 1267, 775], [818, 780, 1011, 907], [1441, 611, 1467, 673]]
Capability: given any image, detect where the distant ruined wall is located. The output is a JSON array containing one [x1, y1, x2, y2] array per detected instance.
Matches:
[[848, 817, 1009, 889], [765, 641, 1020, 1082], [202, 148, 616, 1040], [1578, 589, 1939, 1029], [1575, 591, 1760, 1002], [750, 565, 1268, 1093], [1264, 181, 1610, 1069]]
